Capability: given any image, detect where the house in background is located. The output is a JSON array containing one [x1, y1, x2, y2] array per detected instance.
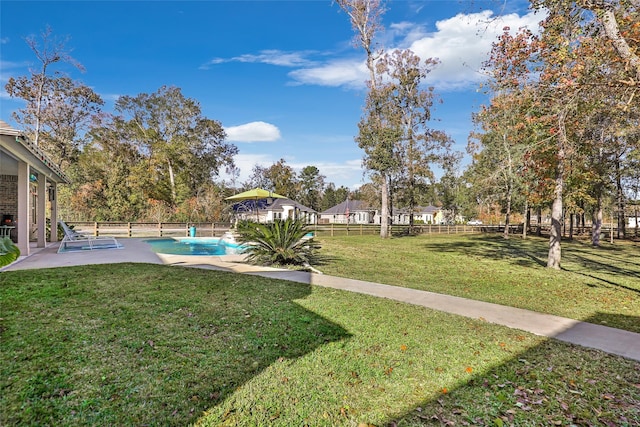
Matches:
[[231, 198, 317, 224], [320, 199, 376, 224], [264, 198, 317, 224], [321, 200, 447, 225], [0, 120, 70, 256], [393, 206, 443, 225]]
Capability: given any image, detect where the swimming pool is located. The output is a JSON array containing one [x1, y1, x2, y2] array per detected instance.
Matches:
[[145, 237, 245, 256]]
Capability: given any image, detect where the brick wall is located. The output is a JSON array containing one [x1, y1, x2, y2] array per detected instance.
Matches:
[[0, 174, 18, 222]]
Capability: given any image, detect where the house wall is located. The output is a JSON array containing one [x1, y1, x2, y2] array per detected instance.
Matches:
[[320, 212, 374, 224], [0, 174, 18, 223]]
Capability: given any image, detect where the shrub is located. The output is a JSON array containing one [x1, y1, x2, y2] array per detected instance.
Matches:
[[0, 237, 20, 268], [235, 219, 320, 267]]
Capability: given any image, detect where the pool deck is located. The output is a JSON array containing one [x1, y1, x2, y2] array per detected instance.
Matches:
[[3, 237, 640, 362], [2, 238, 285, 274]]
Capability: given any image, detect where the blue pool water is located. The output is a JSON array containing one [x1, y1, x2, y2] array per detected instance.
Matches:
[[145, 237, 245, 256]]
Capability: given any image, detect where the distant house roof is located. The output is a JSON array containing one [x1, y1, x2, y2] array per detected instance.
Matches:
[[0, 119, 70, 184], [321, 200, 375, 215]]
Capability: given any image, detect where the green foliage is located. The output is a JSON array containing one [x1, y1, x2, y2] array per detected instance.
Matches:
[[0, 237, 20, 268], [298, 165, 325, 211], [235, 219, 321, 267]]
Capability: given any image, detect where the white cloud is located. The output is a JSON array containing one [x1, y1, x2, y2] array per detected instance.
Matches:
[[289, 10, 544, 91], [288, 59, 367, 88], [306, 159, 366, 190], [200, 49, 315, 70], [224, 121, 281, 142], [201, 10, 543, 91], [406, 10, 543, 89]]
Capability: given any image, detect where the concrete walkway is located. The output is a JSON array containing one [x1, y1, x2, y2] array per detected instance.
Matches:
[[4, 238, 639, 362]]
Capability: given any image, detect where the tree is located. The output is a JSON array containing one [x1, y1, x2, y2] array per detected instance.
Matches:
[[320, 183, 338, 211], [437, 153, 468, 224], [298, 166, 326, 211], [114, 86, 237, 207], [337, 0, 393, 238], [470, 28, 535, 238], [244, 164, 271, 190], [33, 77, 103, 170], [265, 159, 299, 199], [64, 119, 149, 221], [5, 27, 102, 169], [577, 0, 640, 83], [243, 159, 299, 198], [377, 49, 453, 229], [528, 0, 640, 265]]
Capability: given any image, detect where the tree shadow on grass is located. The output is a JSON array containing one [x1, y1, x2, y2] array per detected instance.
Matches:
[[418, 234, 549, 268], [0, 263, 350, 426], [383, 312, 640, 426], [559, 244, 640, 295], [419, 235, 640, 292]]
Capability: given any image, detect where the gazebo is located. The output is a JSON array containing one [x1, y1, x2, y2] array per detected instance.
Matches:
[[0, 120, 70, 256]]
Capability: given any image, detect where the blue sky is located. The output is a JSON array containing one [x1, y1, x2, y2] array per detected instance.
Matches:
[[0, 0, 542, 189]]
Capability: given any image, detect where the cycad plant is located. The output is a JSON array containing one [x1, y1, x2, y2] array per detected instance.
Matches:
[[235, 218, 321, 267]]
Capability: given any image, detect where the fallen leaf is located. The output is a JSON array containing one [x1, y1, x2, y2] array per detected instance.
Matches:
[[466, 366, 473, 374], [400, 344, 408, 352]]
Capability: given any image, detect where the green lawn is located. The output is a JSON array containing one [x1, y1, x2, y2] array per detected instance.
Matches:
[[317, 234, 640, 333], [1, 235, 639, 426]]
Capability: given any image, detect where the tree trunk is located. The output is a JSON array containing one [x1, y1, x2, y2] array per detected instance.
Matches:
[[569, 213, 574, 240], [380, 173, 390, 238], [34, 75, 46, 146], [522, 201, 529, 239], [167, 159, 177, 205], [600, 8, 640, 84], [548, 183, 563, 269], [536, 208, 542, 236], [616, 159, 625, 239], [503, 184, 511, 239], [547, 115, 566, 269], [592, 197, 603, 247]]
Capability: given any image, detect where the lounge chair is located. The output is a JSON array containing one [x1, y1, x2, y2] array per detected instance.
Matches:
[[58, 220, 121, 253]]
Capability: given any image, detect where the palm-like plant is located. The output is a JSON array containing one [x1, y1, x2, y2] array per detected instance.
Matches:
[[235, 218, 321, 267]]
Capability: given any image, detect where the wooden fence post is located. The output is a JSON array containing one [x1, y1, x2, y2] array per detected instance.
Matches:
[[128, 222, 132, 237], [94, 222, 99, 236], [158, 222, 163, 237]]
